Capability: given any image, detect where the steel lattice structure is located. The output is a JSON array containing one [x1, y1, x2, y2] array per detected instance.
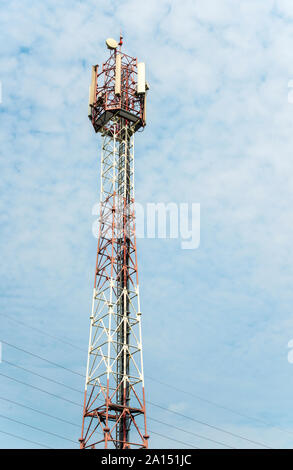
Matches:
[[79, 37, 149, 449]]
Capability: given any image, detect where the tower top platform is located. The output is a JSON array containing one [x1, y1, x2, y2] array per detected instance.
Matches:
[[88, 39, 148, 133]]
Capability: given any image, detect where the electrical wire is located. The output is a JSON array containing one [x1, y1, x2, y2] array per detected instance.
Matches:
[[0, 413, 76, 444], [0, 313, 84, 352], [0, 371, 81, 407], [0, 396, 106, 442], [2, 359, 83, 395], [0, 429, 52, 449], [0, 338, 277, 449], [0, 395, 80, 428], [148, 417, 235, 449], [0, 379, 203, 448], [0, 394, 199, 449], [1, 338, 274, 449], [1, 366, 229, 449], [149, 429, 199, 449], [147, 400, 272, 449], [145, 375, 292, 436], [3, 313, 291, 438], [1, 340, 83, 377]]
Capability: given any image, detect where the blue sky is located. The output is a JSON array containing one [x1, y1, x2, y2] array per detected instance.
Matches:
[[2, 0, 293, 448]]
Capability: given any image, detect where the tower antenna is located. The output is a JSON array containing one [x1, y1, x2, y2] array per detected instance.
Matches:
[[80, 37, 149, 449], [119, 31, 123, 50]]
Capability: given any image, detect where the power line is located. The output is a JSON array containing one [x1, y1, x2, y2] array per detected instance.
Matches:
[[1, 365, 232, 449], [147, 401, 272, 449], [0, 378, 203, 449], [146, 375, 293, 437], [0, 395, 80, 428], [0, 395, 107, 442], [148, 417, 235, 449], [0, 429, 52, 449], [0, 424, 197, 450], [0, 413, 76, 444], [0, 338, 276, 449], [3, 359, 83, 395], [0, 371, 81, 407], [0, 313, 84, 352], [3, 313, 291, 440], [0, 366, 214, 449], [149, 429, 199, 449], [1, 340, 84, 378]]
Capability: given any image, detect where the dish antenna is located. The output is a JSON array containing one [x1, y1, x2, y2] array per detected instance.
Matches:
[[106, 38, 118, 50]]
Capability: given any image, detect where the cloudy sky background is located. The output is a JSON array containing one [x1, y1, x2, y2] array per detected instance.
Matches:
[[2, 0, 293, 448]]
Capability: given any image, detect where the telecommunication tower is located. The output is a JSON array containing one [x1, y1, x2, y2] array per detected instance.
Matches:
[[79, 36, 149, 449]]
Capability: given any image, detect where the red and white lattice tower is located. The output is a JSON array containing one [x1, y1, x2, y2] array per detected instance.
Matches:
[[79, 36, 149, 449]]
